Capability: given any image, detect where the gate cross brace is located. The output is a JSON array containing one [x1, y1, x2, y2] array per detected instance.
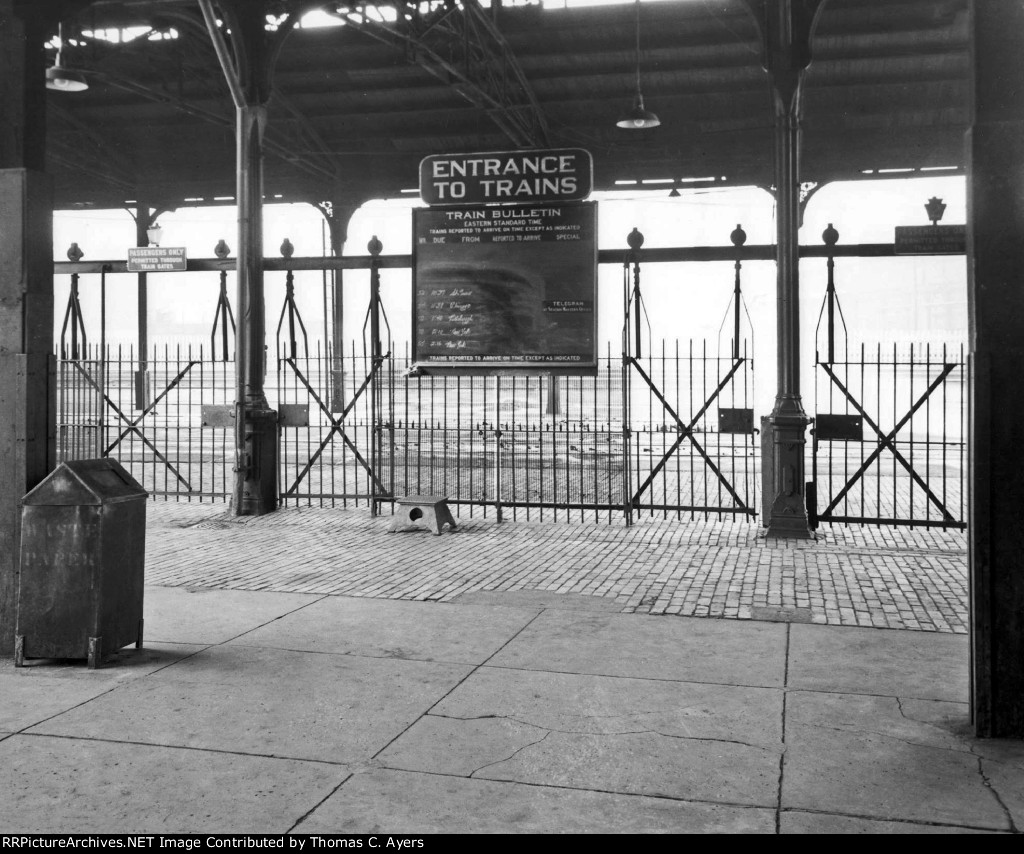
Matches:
[[70, 361, 196, 490], [627, 356, 751, 513], [819, 362, 958, 522], [283, 356, 390, 498]]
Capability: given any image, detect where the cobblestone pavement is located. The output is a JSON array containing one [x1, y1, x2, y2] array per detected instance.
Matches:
[[145, 500, 968, 634]]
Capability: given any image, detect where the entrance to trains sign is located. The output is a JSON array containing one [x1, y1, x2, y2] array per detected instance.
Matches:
[[412, 201, 598, 372], [419, 149, 593, 206]]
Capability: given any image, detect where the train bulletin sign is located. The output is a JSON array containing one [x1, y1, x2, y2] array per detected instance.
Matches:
[[412, 200, 598, 371]]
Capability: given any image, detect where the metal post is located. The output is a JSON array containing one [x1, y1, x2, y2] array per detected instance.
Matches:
[[968, 0, 1024, 737], [757, 0, 821, 538], [134, 206, 151, 410], [100, 264, 108, 417], [100, 266, 107, 358], [761, 95, 811, 537], [545, 373, 560, 415], [220, 270, 232, 358], [276, 237, 307, 362], [823, 223, 839, 364], [319, 200, 357, 415], [368, 235, 382, 517], [233, 101, 277, 516], [622, 256, 630, 526], [212, 238, 234, 361], [69, 273, 82, 359], [60, 243, 85, 361], [731, 224, 746, 362], [622, 228, 644, 527], [328, 210, 346, 414], [286, 246, 296, 359], [199, 0, 280, 516], [494, 376, 503, 524]]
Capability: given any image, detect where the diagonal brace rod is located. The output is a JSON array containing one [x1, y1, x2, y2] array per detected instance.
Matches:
[[820, 362, 957, 521], [283, 357, 389, 497], [628, 357, 750, 510], [71, 361, 193, 489]]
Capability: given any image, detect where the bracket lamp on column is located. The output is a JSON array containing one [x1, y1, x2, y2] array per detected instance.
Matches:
[[146, 223, 163, 247], [46, 23, 89, 92], [616, 0, 659, 130]]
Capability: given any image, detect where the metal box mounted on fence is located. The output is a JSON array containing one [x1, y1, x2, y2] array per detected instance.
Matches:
[[718, 408, 754, 435], [15, 458, 148, 669], [278, 404, 309, 427], [201, 404, 234, 428], [814, 414, 864, 442]]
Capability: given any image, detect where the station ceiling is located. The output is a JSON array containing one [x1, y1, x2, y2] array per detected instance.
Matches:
[[43, 0, 969, 215]]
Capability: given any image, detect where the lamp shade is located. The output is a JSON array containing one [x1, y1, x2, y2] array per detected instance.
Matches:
[[46, 65, 88, 92], [146, 224, 163, 246], [617, 95, 660, 130]]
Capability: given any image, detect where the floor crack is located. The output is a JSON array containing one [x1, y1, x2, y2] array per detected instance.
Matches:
[[469, 730, 552, 777], [427, 712, 777, 751], [800, 720, 974, 755], [975, 752, 1019, 833]]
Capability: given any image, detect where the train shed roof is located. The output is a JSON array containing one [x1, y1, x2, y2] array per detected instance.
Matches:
[[41, 0, 968, 212]]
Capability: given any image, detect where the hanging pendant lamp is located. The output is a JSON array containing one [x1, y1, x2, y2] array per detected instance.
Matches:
[[46, 23, 89, 92], [617, 0, 659, 129]]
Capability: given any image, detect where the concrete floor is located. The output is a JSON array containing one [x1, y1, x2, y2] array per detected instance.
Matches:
[[1, 503, 1020, 834]]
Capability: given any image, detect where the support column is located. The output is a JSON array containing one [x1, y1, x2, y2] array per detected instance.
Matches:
[[133, 206, 152, 409], [200, 0, 293, 516], [0, 3, 56, 650], [967, 0, 1024, 737], [233, 101, 276, 515], [319, 199, 358, 414], [750, 0, 822, 538], [0, 171, 54, 653]]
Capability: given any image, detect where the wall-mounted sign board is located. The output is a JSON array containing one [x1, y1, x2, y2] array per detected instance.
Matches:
[[127, 247, 187, 272], [419, 149, 593, 206], [894, 225, 966, 255], [412, 201, 598, 372]]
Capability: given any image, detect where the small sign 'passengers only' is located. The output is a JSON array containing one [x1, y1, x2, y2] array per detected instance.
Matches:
[[127, 246, 187, 272], [419, 148, 593, 206]]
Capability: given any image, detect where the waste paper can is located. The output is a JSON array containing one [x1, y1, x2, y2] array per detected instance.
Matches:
[[15, 458, 147, 668]]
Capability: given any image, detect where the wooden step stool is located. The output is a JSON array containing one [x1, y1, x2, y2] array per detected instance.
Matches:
[[388, 495, 457, 535]]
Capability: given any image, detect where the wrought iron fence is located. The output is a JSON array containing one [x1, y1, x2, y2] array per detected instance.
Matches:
[[276, 342, 384, 508], [55, 339, 965, 529], [275, 341, 757, 523], [56, 344, 235, 502], [810, 342, 967, 529]]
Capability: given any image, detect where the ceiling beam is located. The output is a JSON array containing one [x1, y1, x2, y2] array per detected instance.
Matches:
[[47, 100, 138, 189], [342, 0, 549, 149], [63, 5, 341, 182]]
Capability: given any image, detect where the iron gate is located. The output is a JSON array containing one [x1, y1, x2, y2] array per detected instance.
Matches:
[[808, 242, 967, 530], [51, 230, 966, 528], [56, 345, 235, 502], [810, 342, 966, 529], [624, 340, 758, 521], [277, 345, 391, 508], [274, 241, 759, 522], [275, 340, 758, 523]]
